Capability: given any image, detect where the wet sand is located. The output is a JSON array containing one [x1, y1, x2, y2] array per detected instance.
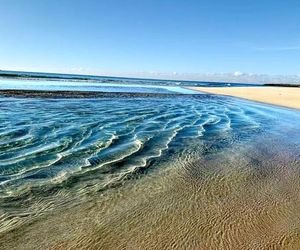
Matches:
[[1, 137, 300, 250], [187, 86, 300, 110]]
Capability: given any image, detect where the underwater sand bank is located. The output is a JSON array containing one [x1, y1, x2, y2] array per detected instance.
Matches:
[[1, 138, 300, 249]]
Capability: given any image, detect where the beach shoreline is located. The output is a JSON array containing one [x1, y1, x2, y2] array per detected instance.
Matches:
[[186, 86, 300, 110]]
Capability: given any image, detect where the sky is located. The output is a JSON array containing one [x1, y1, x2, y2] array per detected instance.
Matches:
[[0, 0, 300, 83]]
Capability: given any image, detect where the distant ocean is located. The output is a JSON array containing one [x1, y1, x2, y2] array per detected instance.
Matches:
[[0, 70, 262, 91]]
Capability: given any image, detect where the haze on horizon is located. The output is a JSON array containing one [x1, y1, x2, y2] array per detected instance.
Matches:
[[0, 0, 300, 84]]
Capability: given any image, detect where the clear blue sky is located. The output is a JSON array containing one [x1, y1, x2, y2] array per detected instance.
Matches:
[[0, 0, 300, 79]]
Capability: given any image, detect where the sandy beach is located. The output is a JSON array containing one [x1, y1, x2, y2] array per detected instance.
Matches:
[[187, 86, 300, 110]]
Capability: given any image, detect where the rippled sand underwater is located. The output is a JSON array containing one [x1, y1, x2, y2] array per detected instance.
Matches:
[[1, 94, 300, 249]]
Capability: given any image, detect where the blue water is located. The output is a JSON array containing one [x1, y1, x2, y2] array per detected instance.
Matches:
[[1, 94, 300, 200], [0, 79, 198, 94]]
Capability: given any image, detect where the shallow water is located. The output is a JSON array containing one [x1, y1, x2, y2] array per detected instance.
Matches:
[[0, 95, 270, 199], [1, 94, 300, 249]]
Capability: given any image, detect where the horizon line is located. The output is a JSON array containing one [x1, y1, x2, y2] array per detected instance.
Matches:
[[0, 68, 262, 85]]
